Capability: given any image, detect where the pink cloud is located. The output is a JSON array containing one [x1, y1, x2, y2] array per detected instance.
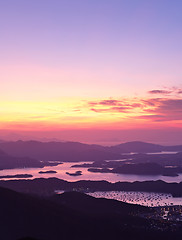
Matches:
[[90, 106, 131, 113], [148, 87, 182, 96], [148, 90, 172, 95], [88, 91, 182, 122]]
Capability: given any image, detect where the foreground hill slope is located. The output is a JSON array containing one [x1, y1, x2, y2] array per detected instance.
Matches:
[[0, 187, 86, 240], [0, 186, 182, 240], [0, 187, 151, 240], [51, 191, 149, 215]]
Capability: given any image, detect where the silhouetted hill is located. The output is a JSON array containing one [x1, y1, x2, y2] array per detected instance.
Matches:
[[0, 186, 83, 240], [0, 141, 122, 162], [51, 191, 149, 216], [1, 178, 182, 197], [0, 141, 182, 172], [0, 149, 44, 170], [88, 162, 182, 176], [110, 141, 182, 153], [163, 145, 182, 152], [1, 186, 182, 240], [17, 238, 40, 240], [0, 186, 157, 240], [2, 186, 144, 240], [128, 152, 182, 168], [1, 141, 182, 164], [109, 141, 163, 153]]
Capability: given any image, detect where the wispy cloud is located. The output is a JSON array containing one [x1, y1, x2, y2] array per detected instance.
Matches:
[[141, 98, 182, 121], [87, 87, 182, 123], [89, 99, 126, 107], [148, 87, 182, 96], [148, 90, 172, 95], [90, 106, 132, 113]]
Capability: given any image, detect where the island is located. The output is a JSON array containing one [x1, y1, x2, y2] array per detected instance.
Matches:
[[39, 170, 57, 174], [0, 174, 33, 179], [66, 171, 82, 176], [86, 162, 182, 177]]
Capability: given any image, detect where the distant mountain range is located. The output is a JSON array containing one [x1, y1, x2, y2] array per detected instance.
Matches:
[[0, 140, 182, 171], [0, 149, 44, 170], [109, 141, 182, 153], [0, 140, 182, 163], [0, 140, 121, 162]]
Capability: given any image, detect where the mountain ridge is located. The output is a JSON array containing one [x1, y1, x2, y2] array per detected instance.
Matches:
[[0, 140, 182, 160]]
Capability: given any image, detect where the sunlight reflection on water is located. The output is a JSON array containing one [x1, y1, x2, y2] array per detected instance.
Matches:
[[1, 161, 182, 183], [87, 191, 182, 207]]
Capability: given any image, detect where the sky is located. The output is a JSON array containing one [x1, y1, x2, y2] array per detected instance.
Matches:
[[0, 0, 182, 145]]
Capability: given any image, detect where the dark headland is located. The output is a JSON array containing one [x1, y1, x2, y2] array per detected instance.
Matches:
[[1, 178, 182, 197], [0, 185, 182, 240], [0, 140, 182, 239]]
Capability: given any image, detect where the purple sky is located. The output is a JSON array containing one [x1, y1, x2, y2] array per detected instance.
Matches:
[[0, 0, 182, 144]]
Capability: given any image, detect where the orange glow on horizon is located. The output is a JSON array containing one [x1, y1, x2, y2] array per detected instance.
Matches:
[[1, 95, 182, 132]]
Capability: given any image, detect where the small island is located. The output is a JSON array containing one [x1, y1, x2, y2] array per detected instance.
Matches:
[[39, 170, 57, 174], [66, 171, 82, 176], [162, 173, 179, 177], [0, 174, 33, 179]]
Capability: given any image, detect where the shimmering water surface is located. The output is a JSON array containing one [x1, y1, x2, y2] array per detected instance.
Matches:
[[87, 191, 182, 207], [1, 158, 182, 206], [1, 161, 182, 183]]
